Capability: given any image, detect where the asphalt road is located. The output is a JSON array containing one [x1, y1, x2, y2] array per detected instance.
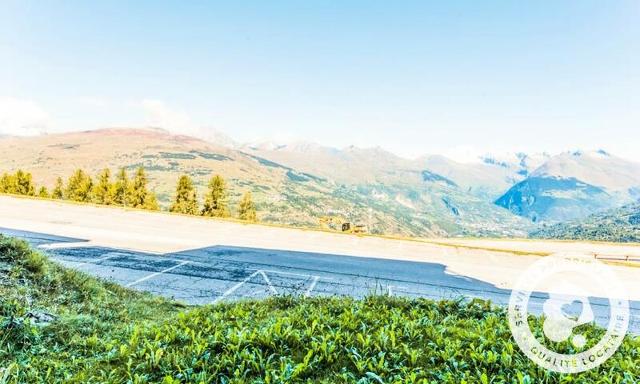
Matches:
[[3, 226, 639, 334], [2, 227, 510, 305], [1, 196, 639, 334]]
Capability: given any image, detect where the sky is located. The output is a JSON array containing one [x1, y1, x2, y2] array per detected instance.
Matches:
[[1, 1, 639, 161]]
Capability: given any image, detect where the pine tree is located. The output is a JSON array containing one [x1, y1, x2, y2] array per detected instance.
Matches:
[[15, 170, 35, 196], [129, 167, 159, 210], [0, 173, 16, 194], [65, 169, 93, 202], [202, 175, 229, 217], [170, 175, 199, 215], [143, 192, 159, 211], [113, 168, 130, 206], [52, 177, 64, 199], [238, 191, 257, 221], [38, 186, 50, 198], [92, 168, 114, 205]]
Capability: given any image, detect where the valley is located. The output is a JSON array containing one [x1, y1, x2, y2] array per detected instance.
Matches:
[[2, 128, 640, 242], [0, 128, 531, 238]]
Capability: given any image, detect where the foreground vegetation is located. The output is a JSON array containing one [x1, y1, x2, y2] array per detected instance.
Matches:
[[1, 236, 638, 383]]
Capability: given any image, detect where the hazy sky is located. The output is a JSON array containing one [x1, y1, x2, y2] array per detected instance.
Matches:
[[1, 1, 639, 160]]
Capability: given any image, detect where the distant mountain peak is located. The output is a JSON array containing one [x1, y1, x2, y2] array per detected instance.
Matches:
[[496, 149, 640, 223], [245, 141, 285, 151], [481, 156, 509, 168], [198, 129, 238, 148], [561, 149, 614, 160]]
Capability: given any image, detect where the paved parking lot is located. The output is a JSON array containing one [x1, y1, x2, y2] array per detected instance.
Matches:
[[4, 227, 640, 334], [3, 227, 511, 305], [1, 196, 639, 334]]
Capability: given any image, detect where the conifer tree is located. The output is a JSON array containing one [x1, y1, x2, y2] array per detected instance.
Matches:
[[15, 170, 35, 196], [202, 174, 229, 217], [143, 192, 159, 211], [129, 167, 159, 210], [0, 173, 15, 194], [38, 186, 50, 198], [238, 191, 257, 221], [65, 169, 93, 202], [170, 175, 199, 215], [52, 177, 64, 199], [113, 168, 130, 206], [92, 168, 114, 205]]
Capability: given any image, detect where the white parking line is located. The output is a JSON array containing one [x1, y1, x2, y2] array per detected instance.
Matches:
[[261, 269, 334, 280], [386, 285, 407, 296], [125, 260, 191, 287], [259, 270, 278, 294], [213, 270, 262, 304], [212, 269, 331, 303], [260, 269, 311, 278], [38, 242, 90, 250], [73, 253, 121, 268], [304, 276, 320, 297]]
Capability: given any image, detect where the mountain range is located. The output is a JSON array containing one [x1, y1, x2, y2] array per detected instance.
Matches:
[[0, 128, 529, 237], [244, 142, 547, 200], [1, 127, 639, 239], [496, 150, 640, 222]]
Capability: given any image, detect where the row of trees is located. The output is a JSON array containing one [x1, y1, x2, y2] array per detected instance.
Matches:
[[0, 168, 257, 222], [0, 168, 159, 210], [170, 174, 257, 221]]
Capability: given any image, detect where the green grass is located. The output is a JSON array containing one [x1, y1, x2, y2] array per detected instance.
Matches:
[[1, 236, 638, 383]]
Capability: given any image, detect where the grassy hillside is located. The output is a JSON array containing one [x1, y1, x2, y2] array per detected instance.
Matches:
[[2, 236, 639, 383], [531, 203, 640, 243]]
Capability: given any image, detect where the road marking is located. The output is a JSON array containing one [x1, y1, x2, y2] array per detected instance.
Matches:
[[261, 269, 334, 280], [259, 270, 278, 294], [73, 253, 121, 268], [260, 269, 311, 278], [304, 276, 320, 297], [125, 260, 191, 287], [38, 242, 90, 250], [213, 270, 262, 304], [386, 285, 407, 296]]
